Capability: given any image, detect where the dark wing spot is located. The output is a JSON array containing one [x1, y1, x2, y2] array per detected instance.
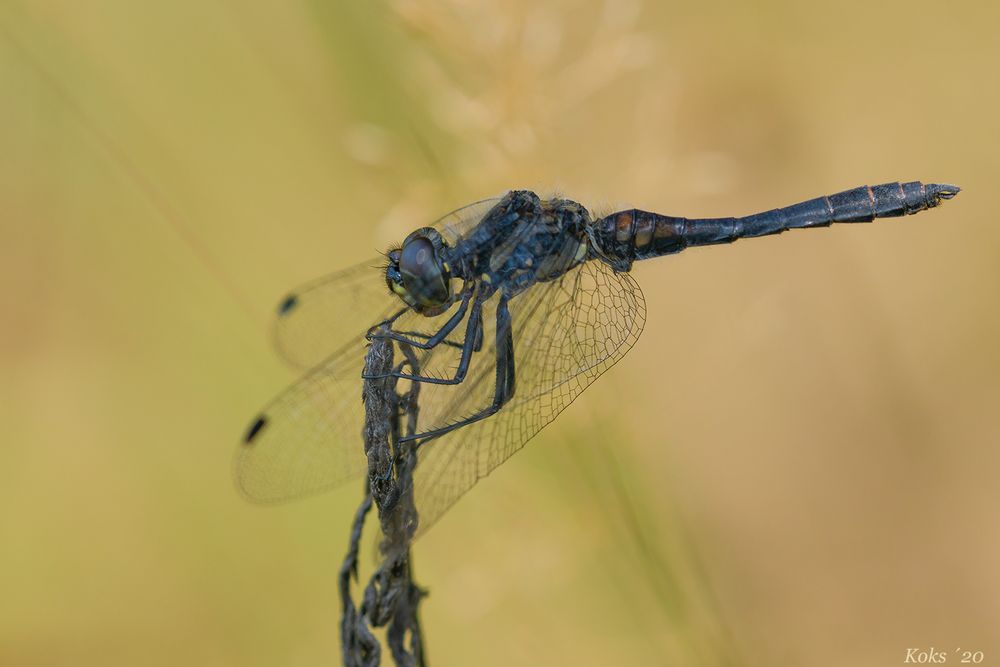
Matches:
[[278, 294, 299, 316], [244, 415, 268, 443]]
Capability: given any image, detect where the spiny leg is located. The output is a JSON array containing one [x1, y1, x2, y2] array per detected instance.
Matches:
[[363, 291, 486, 386], [389, 332, 464, 351], [400, 295, 516, 446], [383, 289, 484, 354], [368, 284, 474, 351], [394, 326, 483, 353]]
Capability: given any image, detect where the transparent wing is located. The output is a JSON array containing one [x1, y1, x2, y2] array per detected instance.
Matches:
[[234, 342, 370, 502], [384, 258, 647, 538], [431, 197, 501, 244], [273, 198, 501, 370], [272, 258, 401, 370]]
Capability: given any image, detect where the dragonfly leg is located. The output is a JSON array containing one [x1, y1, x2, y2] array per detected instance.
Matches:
[[362, 291, 485, 386], [399, 296, 516, 445], [367, 283, 474, 350], [388, 331, 463, 351], [395, 325, 482, 352]]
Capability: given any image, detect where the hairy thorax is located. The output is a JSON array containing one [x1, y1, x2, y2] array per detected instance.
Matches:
[[449, 191, 593, 297]]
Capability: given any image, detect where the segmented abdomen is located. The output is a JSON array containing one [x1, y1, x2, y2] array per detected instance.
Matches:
[[591, 181, 959, 270]]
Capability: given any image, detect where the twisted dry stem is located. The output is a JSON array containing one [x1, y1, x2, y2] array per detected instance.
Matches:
[[340, 330, 426, 667]]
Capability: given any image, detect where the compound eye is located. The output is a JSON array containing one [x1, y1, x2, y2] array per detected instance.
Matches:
[[399, 236, 448, 307]]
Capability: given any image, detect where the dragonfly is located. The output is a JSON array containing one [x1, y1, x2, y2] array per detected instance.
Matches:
[[236, 181, 959, 537]]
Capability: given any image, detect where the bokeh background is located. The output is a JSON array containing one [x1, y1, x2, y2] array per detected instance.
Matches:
[[2, 1, 998, 665]]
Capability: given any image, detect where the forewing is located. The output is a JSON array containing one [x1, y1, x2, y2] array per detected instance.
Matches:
[[271, 259, 398, 370], [398, 259, 647, 537]]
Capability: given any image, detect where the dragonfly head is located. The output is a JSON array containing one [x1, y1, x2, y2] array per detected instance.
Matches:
[[385, 227, 453, 316]]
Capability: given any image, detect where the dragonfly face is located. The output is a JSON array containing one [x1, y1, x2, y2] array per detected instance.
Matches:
[[385, 227, 454, 316]]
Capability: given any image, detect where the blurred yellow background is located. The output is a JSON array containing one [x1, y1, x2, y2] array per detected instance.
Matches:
[[2, 1, 998, 665]]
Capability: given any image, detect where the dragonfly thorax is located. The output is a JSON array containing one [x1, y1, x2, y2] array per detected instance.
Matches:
[[444, 191, 594, 297]]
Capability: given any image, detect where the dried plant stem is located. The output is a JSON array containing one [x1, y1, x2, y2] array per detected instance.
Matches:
[[340, 331, 426, 667]]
